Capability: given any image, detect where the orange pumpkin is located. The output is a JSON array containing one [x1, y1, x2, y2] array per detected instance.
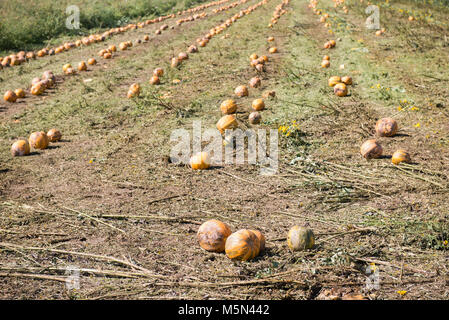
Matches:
[[103, 52, 112, 59], [252, 98, 265, 111], [321, 60, 330, 68], [30, 83, 44, 96], [197, 219, 231, 252], [328, 76, 341, 87], [29, 131, 49, 150], [220, 99, 237, 114], [250, 53, 258, 60], [4, 90, 17, 103], [87, 58, 97, 65], [187, 45, 198, 53], [190, 151, 211, 170], [268, 47, 278, 53], [287, 225, 315, 251], [391, 149, 411, 165], [153, 68, 164, 77], [14, 88, 25, 98], [47, 129, 62, 142], [341, 76, 352, 85], [78, 61, 87, 71], [249, 229, 265, 255], [216, 114, 238, 133], [11, 140, 30, 157], [360, 139, 383, 159], [262, 90, 276, 98], [225, 229, 260, 261], [249, 77, 261, 88], [149, 75, 160, 85], [375, 118, 398, 137], [267, 36, 275, 42], [108, 45, 117, 52], [171, 57, 181, 68], [62, 64, 72, 72], [235, 85, 249, 97], [178, 52, 189, 61], [334, 83, 348, 97]]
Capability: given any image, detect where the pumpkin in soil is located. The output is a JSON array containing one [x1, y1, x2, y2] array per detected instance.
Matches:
[[153, 68, 164, 77], [149, 75, 160, 85], [341, 76, 352, 85], [225, 229, 260, 261], [220, 99, 237, 114], [47, 129, 62, 142], [287, 225, 315, 251], [328, 76, 341, 87], [392, 149, 411, 165], [87, 58, 97, 65], [321, 60, 330, 68], [11, 140, 30, 157], [323, 55, 330, 61], [29, 132, 49, 150], [14, 88, 25, 98], [108, 45, 117, 52], [103, 52, 112, 59], [360, 139, 383, 159], [197, 219, 231, 252], [234, 85, 249, 97], [190, 151, 211, 170], [129, 83, 140, 95], [249, 77, 261, 88], [252, 99, 265, 111], [334, 83, 348, 97], [248, 112, 261, 124], [187, 45, 198, 53], [119, 42, 128, 50], [4, 90, 17, 103], [250, 53, 258, 60], [178, 52, 189, 61], [216, 114, 238, 134], [375, 118, 398, 137], [255, 64, 265, 72], [62, 64, 72, 72], [78, 61, 87, 71], [249, 230, 265, 255], [171, 57, 181, 68], [267, 36, 275, 42], [31, 83, 44, 96], [268, 47, 278, 53]]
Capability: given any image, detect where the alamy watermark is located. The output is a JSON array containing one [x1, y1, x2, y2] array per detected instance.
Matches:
[[365, 263, 380, 290], [170, 121, 279, 175], [365, 5, 380, 30], [65, 265, 80, 290], [66, 5, 80, 30]]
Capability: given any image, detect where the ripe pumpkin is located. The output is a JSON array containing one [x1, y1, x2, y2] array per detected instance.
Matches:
[[178, 52, 189, 61], [153, 68, 164, 77], [341, 76, 352, 85], [255, 64, 265, 72], [391, 149, 411, 165], [249, 77, 261, 88], [31, 83, 44, 96], [360, 139, 383, 159], [149, 75, 160, 85], [220, 99, 237, 114], [334, 83, 348, 97], [328, 76, 341, 87], [119, 42, 128, 50], [187, 45, 198, 53], [197, 219, 231, 252], [129, 83, 140, 94], [250, 53, 259, 60], [87, 58, 97, 65], [287, 225, 315, 251], [375, 118, 398, 137], [14, 88, 25, 98], [225, 229, 260, 261], [268, 47, 278, 54], [249, 230, 265, 255], [62, 64, 72, 72], [29, 131, 49, 150], [235, 85, 249, 97], [78, 61, 87, 71], [108, 45, 117, 52], [190, 151, 211, 170], [47, 129, 62, 142], [267, 36, 275, 42], [248, 112, 261, 124], [171, 57, 181, 68], [103, 52, 112, 59], [11, 140, 30, 157], [4, 90, 17, 103], [321, 60, 330, 68], [252, 98, 265, 111], [216, 114, 238, 134]]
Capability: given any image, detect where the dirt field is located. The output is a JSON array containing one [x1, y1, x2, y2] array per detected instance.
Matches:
[[0, 0, 448, 300]]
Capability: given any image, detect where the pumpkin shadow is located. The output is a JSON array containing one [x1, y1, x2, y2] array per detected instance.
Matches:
[[394, 133, 410, 137], [208, 165, 224, 171], [46, 145, 60, 150], [28, 151, 41, 156], [58, 139, 71, 143], [379, 155, 391, 159]]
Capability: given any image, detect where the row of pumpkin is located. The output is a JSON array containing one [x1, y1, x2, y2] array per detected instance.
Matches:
[[310, 0, 412, 165], [0, 0, 233, 70]]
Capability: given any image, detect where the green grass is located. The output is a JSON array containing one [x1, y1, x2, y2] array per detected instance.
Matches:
[[0, 0, 209, 52]]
